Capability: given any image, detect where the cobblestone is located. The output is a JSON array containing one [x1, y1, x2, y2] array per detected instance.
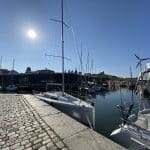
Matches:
[[38, 145, 47, 150], [55, 141, 65, 149], [1, 147, 9, 150], [10, 143, 21, 149], [0, 94, 68, 150], [42, 138, 52, 145]]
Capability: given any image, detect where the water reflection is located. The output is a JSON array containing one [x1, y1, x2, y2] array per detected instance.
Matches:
[[94, 88, 150, 137]]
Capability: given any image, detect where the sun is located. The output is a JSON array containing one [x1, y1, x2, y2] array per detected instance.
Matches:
[[27, 29, 37, 39]]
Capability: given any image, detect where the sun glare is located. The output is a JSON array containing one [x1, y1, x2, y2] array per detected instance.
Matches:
[[27, 29, 37, 39]]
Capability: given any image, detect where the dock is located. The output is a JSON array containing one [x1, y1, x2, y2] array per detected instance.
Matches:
[[0, 94, 126, 150]]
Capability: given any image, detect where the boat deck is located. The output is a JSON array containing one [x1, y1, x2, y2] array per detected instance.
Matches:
[[134, 112, 150, 131]]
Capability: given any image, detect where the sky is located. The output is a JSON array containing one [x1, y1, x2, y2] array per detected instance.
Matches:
[[0, 0, 150, 77]]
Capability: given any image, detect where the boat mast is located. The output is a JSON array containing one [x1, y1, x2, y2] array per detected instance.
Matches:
[[61, 0, 65, 95], [0, 56, 3, 88], [11, 58, 15, 86], [0, 56, 2, 69], [13, 58, 15, 71]]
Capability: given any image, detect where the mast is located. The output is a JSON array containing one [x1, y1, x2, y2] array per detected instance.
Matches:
[[11, 58, 15, 86], [80, 45, 83, 74], [49, 0, 69, 95], [0, 56, 3, 88], [61, 0, 65, 95], [12, 58, 15, 71], [0, 56, 2, 69]]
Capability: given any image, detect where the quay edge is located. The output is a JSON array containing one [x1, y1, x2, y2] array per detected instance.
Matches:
[[24, 94, 126, 150]]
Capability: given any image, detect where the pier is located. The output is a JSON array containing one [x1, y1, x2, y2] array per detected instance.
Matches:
[[0, 94, 126, 150]]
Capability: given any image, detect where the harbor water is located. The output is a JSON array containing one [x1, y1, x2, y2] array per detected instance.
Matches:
[[94, 88, 150, 137]]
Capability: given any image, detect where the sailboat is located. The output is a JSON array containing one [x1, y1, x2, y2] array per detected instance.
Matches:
[[6, 58, 17, 92], [110, 58, 150, 149], [36, 0, 95, 128], [110, 105, 150, 149]]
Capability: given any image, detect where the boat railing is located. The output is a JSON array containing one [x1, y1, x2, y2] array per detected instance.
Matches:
[[126, 124, 150, 141]]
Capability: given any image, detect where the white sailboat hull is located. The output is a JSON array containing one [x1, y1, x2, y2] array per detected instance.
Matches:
[[110, 127, 141, 148], [6, 85, 17, 92], [36, 92, 95, 128], [111, 124, 150, 149]]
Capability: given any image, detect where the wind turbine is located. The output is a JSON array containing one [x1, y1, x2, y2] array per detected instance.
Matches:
[[134, 54, 150, 71]]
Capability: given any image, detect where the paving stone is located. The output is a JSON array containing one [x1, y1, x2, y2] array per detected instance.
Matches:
[[42, 135, 49, 141], [61, 148, 68, 150], [26, 147, 32, 150], [0, 95, 64, 150], [38, 133, 47, 138], [52, 136, 60, 143], [47, 145, 58, 150], [10, 143, 20, 149], [1, 147, 9, 150], [38, 145, 47, 150], [33, 138, 42, 144], [30, 136, 38, 142], [46, 142, 54, 148], [42, 138, 52, 145], [25, 142, 32, 148], [32, 143, 42, 149], [8, 132, 15, 137], [0, 141, 5, 146], [17, 146, 24, 150], [21, 139, 29, 146], [55, 141, 65, 149]]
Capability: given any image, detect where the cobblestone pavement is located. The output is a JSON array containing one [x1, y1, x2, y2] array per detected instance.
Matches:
[[0, 94, 68, 150]]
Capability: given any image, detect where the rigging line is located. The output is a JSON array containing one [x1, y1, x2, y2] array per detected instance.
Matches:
[[70, 25, 90, 85], [130, 66, 134, 104], [71, 28, 80, 56], [70, 26, 79, 49], [48, 0, 59, 49], [82, 109, 103, 150], [65, 0, 79, 50], [85, 111, 93, 130], [77, 48, 89, 85], [45, 53, 71, 61], [0, 56, 2, 69], [61, 1, 80, 65], [70, 26, 83, 69], [65, 0, 72, 24], [55, 0, 60, 20], [119, 86, 123, 106]]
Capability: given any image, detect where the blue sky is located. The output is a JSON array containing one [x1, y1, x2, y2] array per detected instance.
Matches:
[[0, 0, 150, 77]]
